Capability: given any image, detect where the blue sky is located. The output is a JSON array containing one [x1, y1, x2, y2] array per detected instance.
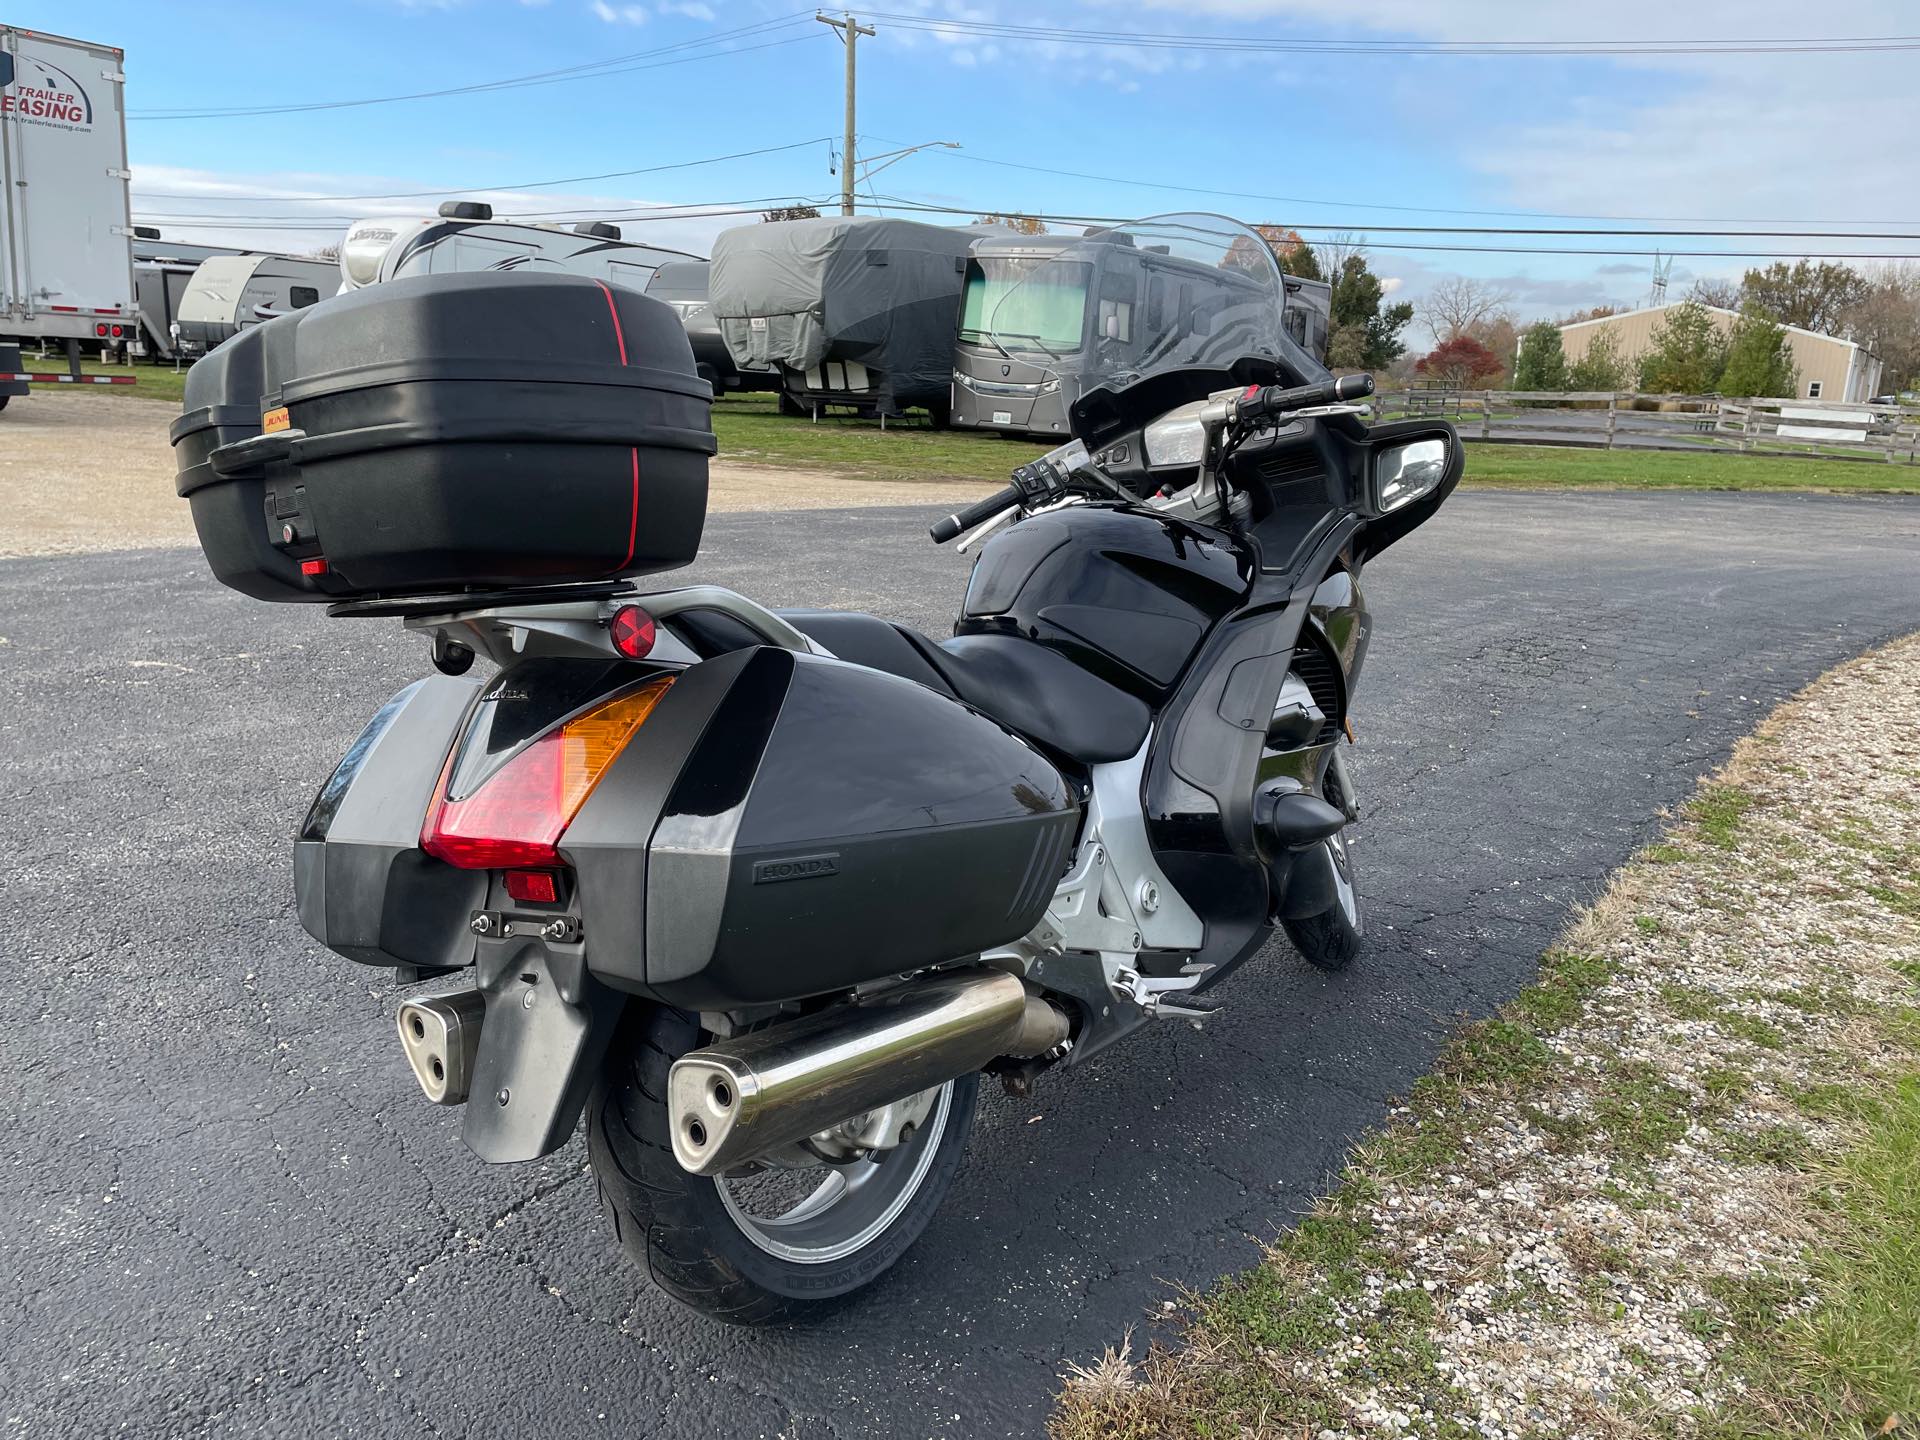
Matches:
[[24, 0, 1915, 336]]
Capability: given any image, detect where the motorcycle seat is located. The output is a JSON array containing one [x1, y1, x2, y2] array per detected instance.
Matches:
[[778, 609, 1150, 768]]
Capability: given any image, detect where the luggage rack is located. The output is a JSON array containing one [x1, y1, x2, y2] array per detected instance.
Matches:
[[326, 580, 632, 619]]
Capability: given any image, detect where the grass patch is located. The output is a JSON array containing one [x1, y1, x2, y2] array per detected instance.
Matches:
[[1688, 784, 1756, 850], [1714, 1077, 1920, 1434], [1457, 443, 1920, 495], [35, 357, 190, 405]]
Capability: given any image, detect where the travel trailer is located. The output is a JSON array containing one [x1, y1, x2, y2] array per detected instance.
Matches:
[[951, 230, 1334, 438], [173, 253, 341, 356], [337, 202, 697, 294], [709, 215, 994, 421]]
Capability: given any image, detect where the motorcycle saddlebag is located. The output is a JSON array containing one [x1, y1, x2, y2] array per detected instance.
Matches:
[[169, 271, 715, 603], [566, 646, 1082, 1008]]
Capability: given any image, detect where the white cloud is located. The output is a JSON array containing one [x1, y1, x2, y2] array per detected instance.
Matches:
[[657, 0, 714, 17], [591, 0, 649, 24], [129, 164, 751, 259]]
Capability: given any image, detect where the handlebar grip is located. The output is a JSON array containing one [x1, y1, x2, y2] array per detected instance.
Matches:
[[929, 482, 1021, 543], [1242, 373, 1375, 420]]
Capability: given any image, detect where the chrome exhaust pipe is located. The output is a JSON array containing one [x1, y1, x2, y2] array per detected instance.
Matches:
[[397, 990, 485, 1104], [668, 970, 1062, 1176]]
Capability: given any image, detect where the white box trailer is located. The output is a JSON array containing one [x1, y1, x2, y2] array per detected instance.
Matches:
[[0, 26, 135, 353]]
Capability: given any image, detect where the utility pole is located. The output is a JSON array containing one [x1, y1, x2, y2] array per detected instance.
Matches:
[[817, 11, 874, 216]]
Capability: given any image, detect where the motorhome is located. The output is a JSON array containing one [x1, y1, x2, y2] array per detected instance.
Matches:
[[709, 215, 993, 422], [0, 26, 136, 364], [337, 202, 697, 294], [173, 254, 341, 356], [643, 259, 778, 397], [950, 232, 1334, 438]]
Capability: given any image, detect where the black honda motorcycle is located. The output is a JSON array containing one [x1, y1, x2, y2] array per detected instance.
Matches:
[[172, 213, 1459, 1323]]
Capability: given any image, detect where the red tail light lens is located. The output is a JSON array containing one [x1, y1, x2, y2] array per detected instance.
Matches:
[[422, 677, 672, 869], [95, 323, 109, 337]]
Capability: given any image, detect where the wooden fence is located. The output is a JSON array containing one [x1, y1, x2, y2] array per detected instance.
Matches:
[[1373, 389, 1920, 463]]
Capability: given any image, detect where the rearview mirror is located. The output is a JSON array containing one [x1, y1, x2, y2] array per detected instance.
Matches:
[[1376, 437, 1449, 513]]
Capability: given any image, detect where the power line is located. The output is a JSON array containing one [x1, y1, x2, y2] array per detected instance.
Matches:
[[130, 137, 835, 205], [129, 15, 822, 120], [866, 13, 1920, 56], [857, 195, 1920, 259], [876, 140, 1920, 229]]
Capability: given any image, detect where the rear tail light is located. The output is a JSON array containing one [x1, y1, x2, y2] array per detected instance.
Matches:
[[95, 323, 108, 337], [422, 677, 672, 869]]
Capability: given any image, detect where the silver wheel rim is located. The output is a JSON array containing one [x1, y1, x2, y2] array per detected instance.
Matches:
[[715, 1082, 953, 1264], [1325, 831, 1359, 927]]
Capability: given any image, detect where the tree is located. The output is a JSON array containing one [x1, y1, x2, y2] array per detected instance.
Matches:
[[762, 204, 821, 222], [1420, 275, 1515, 347], [1327, 250, 1413, 370], [1842, 262, 1920, 396], [1279, 239, 1322, 282], [1559, 304, 1619, 325], [1512, 321, 1568, 391], [1685, 277, 1742, 310], [978, 212, 1047, 235], [1741, 259, 1868, 334], [307, 243, 341, 262], [1566, 326, 1631, 390], [1413, 335, 1503, 388], [1637, 300, 1727, 393], [1717, 304, 1798, 397]]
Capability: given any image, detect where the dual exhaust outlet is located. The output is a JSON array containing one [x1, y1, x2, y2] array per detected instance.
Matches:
[[396, 970, 1067, 1176]]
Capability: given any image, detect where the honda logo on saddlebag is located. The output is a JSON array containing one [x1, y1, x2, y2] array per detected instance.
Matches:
[[752, 853, 840, 885]]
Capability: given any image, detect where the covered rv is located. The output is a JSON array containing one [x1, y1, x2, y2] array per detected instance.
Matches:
[[951, 231, 1335, 438], [709, 216, 991, 421], [643, 259, 779, 397], [337, 202, 697, 295], [174, 254, 339, 355]]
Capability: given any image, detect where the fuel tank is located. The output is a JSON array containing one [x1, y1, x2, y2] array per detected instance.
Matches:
[[953, 506, 1248, 702]]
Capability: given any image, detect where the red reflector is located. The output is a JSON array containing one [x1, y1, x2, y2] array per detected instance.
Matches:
[[608, 604, 656, 660], [300, 557, 329, 576], [95, 323, 108, 337], [504, 870, 560, 904], [111, 325, 125, 338]]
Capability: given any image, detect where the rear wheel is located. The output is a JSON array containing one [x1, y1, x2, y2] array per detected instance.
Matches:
[[588, 1005, 978, 1324]]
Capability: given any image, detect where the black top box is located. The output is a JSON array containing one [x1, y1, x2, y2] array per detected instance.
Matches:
[[171, 271, 716, 603]]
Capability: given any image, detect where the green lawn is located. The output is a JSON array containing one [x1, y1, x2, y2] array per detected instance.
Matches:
[[1464, 443, 1920, 494], [710, 391, 1043, 482], [42, 357, 190, 406]]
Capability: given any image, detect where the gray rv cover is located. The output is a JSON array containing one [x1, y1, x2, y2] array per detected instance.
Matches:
[[709, 217, 992, 414]]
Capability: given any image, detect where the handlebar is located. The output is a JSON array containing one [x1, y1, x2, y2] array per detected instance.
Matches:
[[1237, 372, 1374, 422], [930, 483, 1022, 544]]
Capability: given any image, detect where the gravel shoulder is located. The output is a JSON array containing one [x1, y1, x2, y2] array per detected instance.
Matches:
[[1055, 634, 1920, 1439], [0, 394, 996, 559]]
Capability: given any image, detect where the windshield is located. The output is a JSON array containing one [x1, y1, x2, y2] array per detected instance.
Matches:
[[986, 212, 1305, 393], [960, 256, 1091, 354]]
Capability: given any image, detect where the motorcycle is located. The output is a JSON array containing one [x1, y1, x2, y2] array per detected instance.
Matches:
[[182, 213, 1460, 1324]]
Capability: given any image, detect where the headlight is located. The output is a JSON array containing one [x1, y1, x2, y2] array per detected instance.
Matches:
[[1376, 437, 1449, 512], [1143, 401, 1208, 467]]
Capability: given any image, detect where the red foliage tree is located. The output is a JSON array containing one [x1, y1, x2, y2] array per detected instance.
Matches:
[[1414, 334, 1503, 387]]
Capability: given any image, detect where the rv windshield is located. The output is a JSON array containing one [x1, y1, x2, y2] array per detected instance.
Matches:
[[985, 212, 1297, 393], [960, 257, 1090, 355]]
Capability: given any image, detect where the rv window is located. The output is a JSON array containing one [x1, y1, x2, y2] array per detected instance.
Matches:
[[289, 287, 321, 310], [1284, 305, 1307, 348], [1807, 380, 1823, 398], [960, 258, 1091, 354]]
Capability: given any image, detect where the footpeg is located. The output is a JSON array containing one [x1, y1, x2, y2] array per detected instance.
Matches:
[[397, 990, 485, 1104], [1110, 965, 1220, 1026]]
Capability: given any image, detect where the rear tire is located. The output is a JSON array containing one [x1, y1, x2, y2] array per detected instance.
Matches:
[[587, 1005, 979, 1324]]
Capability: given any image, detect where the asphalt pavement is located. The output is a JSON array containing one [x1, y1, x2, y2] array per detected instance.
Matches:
[[5, 490, 1920, 1438]]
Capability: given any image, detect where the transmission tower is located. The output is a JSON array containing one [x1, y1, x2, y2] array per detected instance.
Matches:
[[1648, 251, 1673, 307]]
